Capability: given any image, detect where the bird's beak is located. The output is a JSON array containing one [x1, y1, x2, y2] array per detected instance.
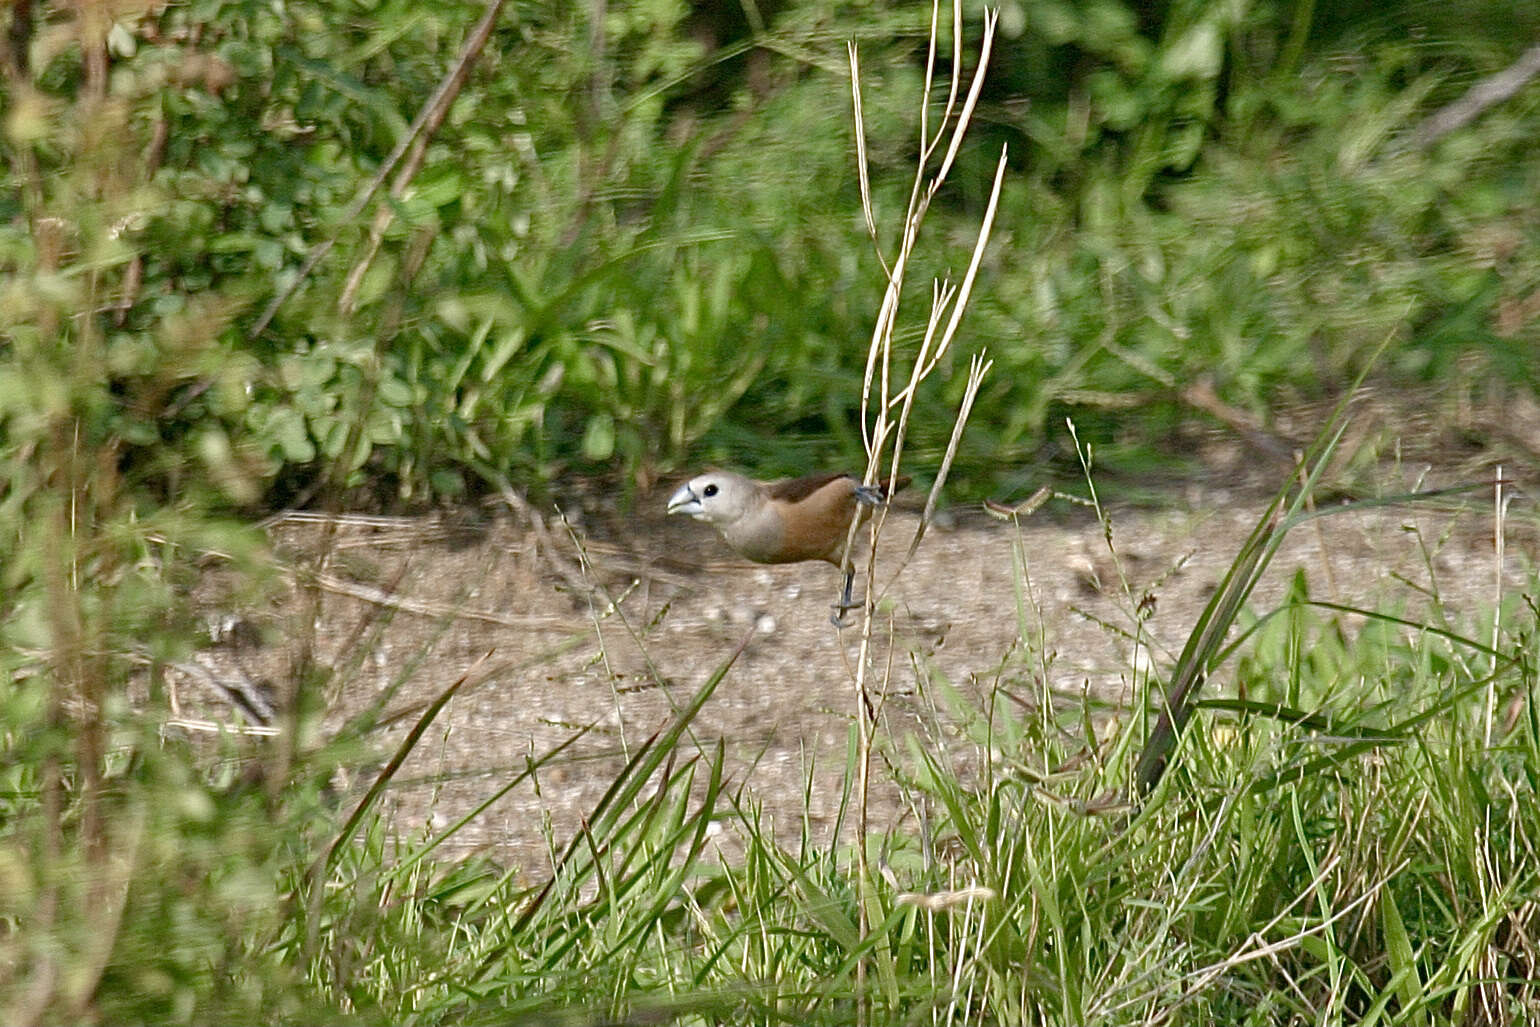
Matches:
[[666, 483, 701, 517]]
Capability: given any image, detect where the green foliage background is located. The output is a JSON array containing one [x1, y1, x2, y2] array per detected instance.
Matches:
[[6, 0, 1539, 510], [3, 0, 1540, 1022]]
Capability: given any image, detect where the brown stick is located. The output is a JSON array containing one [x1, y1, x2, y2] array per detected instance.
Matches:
[[1412, 42, 1540, 148], [250, 0, 509, 337]]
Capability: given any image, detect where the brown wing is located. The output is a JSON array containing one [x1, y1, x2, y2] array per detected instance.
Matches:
[[769, 472, 914, 503], [764, 472, 853, 504]]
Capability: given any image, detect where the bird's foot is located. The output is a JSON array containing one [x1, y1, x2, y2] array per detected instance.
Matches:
[[829, 598, 864, 629], [853, 484, 883, 507]]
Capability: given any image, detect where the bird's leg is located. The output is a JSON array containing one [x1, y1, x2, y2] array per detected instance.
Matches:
[[836, 480, 893, 625], [830, 565, 859, 628]]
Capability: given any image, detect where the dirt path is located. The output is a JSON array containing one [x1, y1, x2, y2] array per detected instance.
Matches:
[[183, 445, 1533, 877]]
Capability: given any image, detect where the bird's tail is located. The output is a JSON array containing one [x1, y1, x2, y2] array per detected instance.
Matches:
[[854, 475, 912, 507]]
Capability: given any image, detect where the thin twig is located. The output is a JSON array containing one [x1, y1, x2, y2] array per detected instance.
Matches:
[[1411, 42, 1540, 149], [1485, 464, 1507, 745], [249, 0, 509, 338], [314, 571, 569, 630], [847, 44, 886, 276], [845, 6, 1002, 1021], [904, 351, 992, 565], [497, 484, 596, 598]]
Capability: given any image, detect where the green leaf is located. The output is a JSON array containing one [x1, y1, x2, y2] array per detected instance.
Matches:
[[582, 413, 615, 460], [1380, 887, 1426, 1025]]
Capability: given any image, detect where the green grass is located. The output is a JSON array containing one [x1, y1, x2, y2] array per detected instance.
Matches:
[[5, 2, 1540, 1022], [330, 516, 1535, 1026], [6, 391, 1537, 1026], [6, 0, 1540, 505], [118, 545, 1540, 1023]]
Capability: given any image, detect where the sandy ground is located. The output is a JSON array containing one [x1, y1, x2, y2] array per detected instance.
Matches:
[[177, 413, 1538, 880]]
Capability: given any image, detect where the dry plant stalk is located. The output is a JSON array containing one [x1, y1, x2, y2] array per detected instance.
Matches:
[[1486, 464, 1508, 746], [844, 2, 1006, 1011]]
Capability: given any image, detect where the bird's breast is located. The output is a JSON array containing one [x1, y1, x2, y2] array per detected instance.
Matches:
[[718, 506, 790, 564]]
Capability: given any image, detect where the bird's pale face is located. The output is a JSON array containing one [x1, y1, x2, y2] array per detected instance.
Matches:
[[666, 472, 759, 526]]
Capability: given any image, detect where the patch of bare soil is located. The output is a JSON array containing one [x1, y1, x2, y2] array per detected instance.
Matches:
[[183, 409, 1537, 878]]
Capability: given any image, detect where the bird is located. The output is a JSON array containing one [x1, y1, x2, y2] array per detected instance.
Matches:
[[666, 470, 910, 625]]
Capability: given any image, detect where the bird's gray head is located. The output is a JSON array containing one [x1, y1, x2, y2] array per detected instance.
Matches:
[[666, 472, 759, 525]]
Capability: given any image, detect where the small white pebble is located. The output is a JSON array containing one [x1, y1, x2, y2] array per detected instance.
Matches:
[[755, 613, 776, 635]]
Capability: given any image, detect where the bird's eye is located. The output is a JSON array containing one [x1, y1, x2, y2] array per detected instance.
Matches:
[[703, 484, 718, 498]]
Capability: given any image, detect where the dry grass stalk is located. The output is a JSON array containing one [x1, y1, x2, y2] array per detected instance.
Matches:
[[844, 3, 1006, 1016]]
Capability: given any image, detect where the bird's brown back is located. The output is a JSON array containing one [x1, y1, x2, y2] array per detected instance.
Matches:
[[765, 472, 852, 504], [765, 473, 911, 504]]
